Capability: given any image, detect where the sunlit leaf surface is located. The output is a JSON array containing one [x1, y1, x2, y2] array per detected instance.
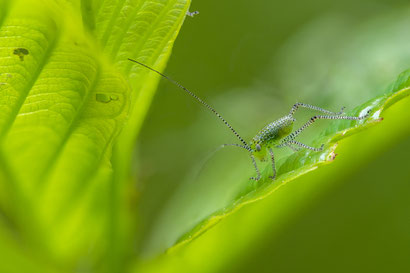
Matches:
[[0, 0, 189, 271]]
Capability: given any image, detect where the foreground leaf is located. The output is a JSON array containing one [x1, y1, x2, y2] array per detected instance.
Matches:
[[0, 0, 190, 271]]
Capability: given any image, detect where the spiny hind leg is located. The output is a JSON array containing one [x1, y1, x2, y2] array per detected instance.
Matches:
[[269, 148, 276, 180], [249, 154, 261, 181], [289, 102, 345, 117], [282, 110, 371, 143]]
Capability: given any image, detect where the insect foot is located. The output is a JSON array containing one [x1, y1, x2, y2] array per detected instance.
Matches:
[[362, 108, 372, 118]]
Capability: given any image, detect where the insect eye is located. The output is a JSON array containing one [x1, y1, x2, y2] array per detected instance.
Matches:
[[256, 144, 261, 151]]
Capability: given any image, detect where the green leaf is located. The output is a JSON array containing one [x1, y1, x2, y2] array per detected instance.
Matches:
[[0, 0, 190, 271], [143, 70, 410, 255]]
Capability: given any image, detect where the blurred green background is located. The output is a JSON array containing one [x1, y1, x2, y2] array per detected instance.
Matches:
[[135, 0, 410, 272]]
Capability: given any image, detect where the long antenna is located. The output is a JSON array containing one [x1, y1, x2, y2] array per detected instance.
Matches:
[[128, 58, 249, 150]]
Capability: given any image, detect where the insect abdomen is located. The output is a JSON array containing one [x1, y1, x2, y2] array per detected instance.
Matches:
[[253, 116, 294, 147]]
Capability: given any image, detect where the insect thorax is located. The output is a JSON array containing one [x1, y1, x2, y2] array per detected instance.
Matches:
[[250, 115, 294, 161]]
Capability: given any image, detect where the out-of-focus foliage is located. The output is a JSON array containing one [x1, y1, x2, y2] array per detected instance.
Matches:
[[0, 0, 189, 272]]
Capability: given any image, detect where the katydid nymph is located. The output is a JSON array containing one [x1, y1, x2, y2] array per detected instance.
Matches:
[[128, 58, 370, 181]]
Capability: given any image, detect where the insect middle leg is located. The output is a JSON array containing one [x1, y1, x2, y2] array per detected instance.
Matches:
[[278, 140, 324, 152], [269, 148, 276, 180], [284, 143, 302, 152]]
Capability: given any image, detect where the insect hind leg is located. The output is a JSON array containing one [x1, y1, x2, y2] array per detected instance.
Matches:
[[289, 102, 345, 117], [282, 109, 371, 143]]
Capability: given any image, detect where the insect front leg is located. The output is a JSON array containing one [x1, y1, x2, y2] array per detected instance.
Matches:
[[250, 154, 261, 181], [269, 148, 276, 180]]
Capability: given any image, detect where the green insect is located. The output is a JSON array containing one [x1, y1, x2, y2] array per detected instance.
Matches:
[[128, 58, 370, 181]]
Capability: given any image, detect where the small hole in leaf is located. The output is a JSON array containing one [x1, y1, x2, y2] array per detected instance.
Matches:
[[96, 93, 111, 103], [96, 93, 119, 103], [13, 48, 29, 61]]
